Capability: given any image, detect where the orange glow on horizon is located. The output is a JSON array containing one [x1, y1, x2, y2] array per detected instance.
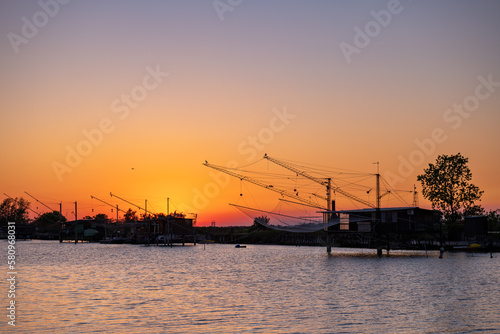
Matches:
[[1, 1, 499, 226]]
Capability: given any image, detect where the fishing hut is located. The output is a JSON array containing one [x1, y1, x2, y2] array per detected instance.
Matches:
[[139, 215, 197, 246], [204, 155, 446, 255]]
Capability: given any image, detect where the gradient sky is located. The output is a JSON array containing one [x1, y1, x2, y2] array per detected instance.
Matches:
[[1, 0, 499, 225]]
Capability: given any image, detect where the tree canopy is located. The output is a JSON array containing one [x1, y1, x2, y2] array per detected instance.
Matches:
[[252, 215, 270, 229], [124, 208, 138, 222], [417, 153, 483, 222], [0, 197, 30, 226], [94, 213, 112, 224], [34, 211, 66, 233], [35, 211, 66, 224]]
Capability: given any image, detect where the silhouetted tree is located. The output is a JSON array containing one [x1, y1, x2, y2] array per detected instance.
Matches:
[[0, 197, 30, 227], [463, 204, 485, 217], [417, 153, 483, 239], [487, 209, 500, 231], [94, 213, 112, 224], [141, 212, 154, 220], [124, 208, 138, 222], [34, 211, 66, 234], [252, 215, 270, 230]]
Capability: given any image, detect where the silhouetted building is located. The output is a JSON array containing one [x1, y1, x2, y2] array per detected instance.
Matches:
[[327, 207, 440, 233], [464, 215, 488, 238]]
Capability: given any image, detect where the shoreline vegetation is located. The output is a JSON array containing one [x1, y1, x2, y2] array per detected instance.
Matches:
[[3, 224, 500, 253]]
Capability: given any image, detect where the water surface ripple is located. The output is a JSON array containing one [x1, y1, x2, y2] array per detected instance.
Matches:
[[2, 241, 499, 333]]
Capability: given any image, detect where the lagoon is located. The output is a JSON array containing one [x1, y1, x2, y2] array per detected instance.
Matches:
[[2, 241, 500, 333]]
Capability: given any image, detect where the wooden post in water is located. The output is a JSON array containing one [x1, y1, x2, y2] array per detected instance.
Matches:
[[325, 180, 332, 254], [167, 198, 169, 247], [375, 163, 382, 257], [147, 220, 150, 246], [59, 202, 63, 243], [74, 201, 78, 244], [167, 198, 173, 248], [325, 213, 331, 254], [168, 219, 172, 248]]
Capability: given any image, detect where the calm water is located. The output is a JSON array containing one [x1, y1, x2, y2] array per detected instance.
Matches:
[[2, 240, 500, 333]]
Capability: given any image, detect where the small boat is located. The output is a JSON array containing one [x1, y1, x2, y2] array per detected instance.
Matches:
[[452, 243, 487, 252], [235, 244, 246, 248]]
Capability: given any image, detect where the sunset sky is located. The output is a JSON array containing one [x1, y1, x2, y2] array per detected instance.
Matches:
[[1, 0, 499, 225]]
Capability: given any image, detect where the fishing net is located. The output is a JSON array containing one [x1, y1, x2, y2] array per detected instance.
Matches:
[[232, 204, 348, 233]]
